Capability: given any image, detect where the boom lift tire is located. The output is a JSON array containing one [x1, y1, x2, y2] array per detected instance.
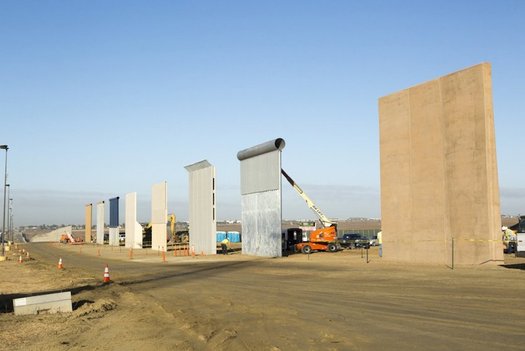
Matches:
[[327, 243, 337, 252], [301, 245, 312, 254]]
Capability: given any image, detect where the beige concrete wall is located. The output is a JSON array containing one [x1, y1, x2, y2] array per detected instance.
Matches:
[[379, 63, 502, 265], [85, 204, 92, 243]]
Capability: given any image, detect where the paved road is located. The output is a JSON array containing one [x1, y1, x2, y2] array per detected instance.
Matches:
[[27, 242, 525, 351]]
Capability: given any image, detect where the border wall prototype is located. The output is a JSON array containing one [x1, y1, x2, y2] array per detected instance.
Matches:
[[125, 192, 143, 249], [237, 138, 285, 257], [108, 196, 120, 246], [85, 204, 92, 243], [185, 160, 217, 255], [379, 63, 502, 265], [96, 201, 105, 245], [151, 181, 168, 252]]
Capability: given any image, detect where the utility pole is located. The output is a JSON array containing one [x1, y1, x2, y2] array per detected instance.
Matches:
[[1, 145, 8, 256]]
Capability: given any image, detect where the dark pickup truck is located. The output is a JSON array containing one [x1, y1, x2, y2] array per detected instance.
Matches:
[[339, 233, 369, 249]]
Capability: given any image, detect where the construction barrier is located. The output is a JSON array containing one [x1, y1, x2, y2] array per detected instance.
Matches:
[[172, 243, 190, 257], [103, 264, 110, 283]]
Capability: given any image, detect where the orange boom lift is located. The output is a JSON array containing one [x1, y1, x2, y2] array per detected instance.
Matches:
[[281, 169, 341, 254]]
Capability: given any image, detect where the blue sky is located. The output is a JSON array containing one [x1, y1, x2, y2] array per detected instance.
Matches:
[[1, 1, 524, 225]]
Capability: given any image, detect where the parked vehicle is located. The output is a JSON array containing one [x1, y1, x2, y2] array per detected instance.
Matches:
[[369, 235, 379, 246], [340, 233, 369, 249]]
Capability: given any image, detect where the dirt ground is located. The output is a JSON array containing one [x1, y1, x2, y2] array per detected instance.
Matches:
[[1, 243, 525, 350], [0, 250, 178, 351]]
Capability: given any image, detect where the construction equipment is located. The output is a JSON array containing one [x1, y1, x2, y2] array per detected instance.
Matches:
[[281, 169, 341, 254], [59, 232, 83, 244], [143, 214, 188, 245]]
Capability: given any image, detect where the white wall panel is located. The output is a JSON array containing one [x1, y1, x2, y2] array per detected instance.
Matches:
[[125, 192, 143, 249], [96, 201, 105, 245], [108, 228, 119, 246], [185, 160, 216, 255], [151, 181, 167, 252]]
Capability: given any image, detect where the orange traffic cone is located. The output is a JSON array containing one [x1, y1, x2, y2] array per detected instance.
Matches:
[[58, 258, 63, 269], [18, 255, 23, 264], [103, 264, 110, 283]]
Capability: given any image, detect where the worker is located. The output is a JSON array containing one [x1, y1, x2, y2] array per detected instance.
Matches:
[[502, 226, 516, 254], [377, 231, 383, 257], [221, 237, 230, 255]]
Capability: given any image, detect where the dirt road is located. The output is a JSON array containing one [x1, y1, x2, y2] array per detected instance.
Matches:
[[1, 243, 524, 350]]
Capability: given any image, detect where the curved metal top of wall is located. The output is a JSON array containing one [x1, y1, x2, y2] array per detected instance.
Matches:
[[237, 138, 286, 161]]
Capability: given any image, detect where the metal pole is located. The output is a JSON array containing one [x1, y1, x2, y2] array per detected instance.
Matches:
[[1, 146, 8, 256], [9, 199, 13, 242], [6, 184, 10, 243], [451, 237, 455, 270]]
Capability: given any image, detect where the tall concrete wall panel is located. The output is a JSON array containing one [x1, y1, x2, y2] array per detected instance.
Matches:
[[96, 201, 105, 245], [108, 197, 120, 246], [241, 191, 282, 257], [108, 228, 119, 246], [185, 160, 216, 255], [85, 204, 92, 243], [125, 192, 143, 249], [109, 197, 119, 228], [241, 151, 281, 194], [151, 181, 167, 252], [379, 63, 502, 265], [238, 138, 285, 257]]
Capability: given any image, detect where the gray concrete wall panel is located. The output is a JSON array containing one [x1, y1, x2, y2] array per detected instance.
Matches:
[[185, 160, 216, 255], [151, 181, 167, 252], [14, 292, 72, 315], [238, 138, 285, 258], [240, 151, 281, 195], [125, 192, 143, 249], [241, 191, 282, 257], [96, 201, 105, 245], [238, 138, 285, 195]]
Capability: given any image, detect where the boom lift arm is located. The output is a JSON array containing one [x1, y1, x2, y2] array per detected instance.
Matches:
[[281, 168, 333, 228]]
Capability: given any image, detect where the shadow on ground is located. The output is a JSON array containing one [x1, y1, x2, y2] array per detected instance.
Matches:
[[500, 263, 525, 271]]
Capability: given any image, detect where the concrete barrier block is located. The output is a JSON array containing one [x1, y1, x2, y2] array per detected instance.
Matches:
[[13, 291, 72, 315]]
